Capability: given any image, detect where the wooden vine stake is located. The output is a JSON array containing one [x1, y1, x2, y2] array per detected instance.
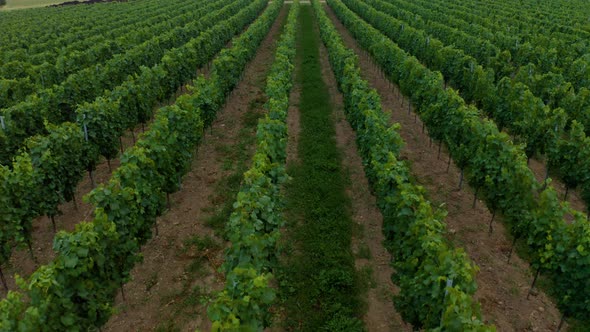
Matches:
[[556, 313, 566, 332], [83, 115, 96, 188], [50, 215, 57, 232], [0, 267, 7, 290], [507, 235, 518, 263], [527, 268, 541, 300], [89, 170, 96, 188], [488, 210, 496, 235], [439, 278, 454, 325], [73, 193, 78, 211], [446, 154, 452, 173], [120, 283, 126, 301], [25, 236, 35, 263]]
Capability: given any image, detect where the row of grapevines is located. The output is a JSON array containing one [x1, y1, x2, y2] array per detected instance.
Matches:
[[380, 0, 589, 123], [428, 0, 590, 63], [328, 0, 590, 322], [451, 0, 590, 43], [0, 1, 271, 330], [0, 0, 189, 75], [0, 0, 239, 165], [0, 0, 167, 59], [400, 0, 590, 95], [0, 0, 265, 286], [0, 0, 205, 109], [208, 1, 296, 330], [312, 1, 492, 330], [346, 0, 590, 212], [349, 0, 551, 146]]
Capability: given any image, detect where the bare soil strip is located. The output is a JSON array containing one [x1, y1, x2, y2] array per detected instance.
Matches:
[[324, 4, 564, 331], [317, 27, 411, 332], [103, 6, 289, 331]]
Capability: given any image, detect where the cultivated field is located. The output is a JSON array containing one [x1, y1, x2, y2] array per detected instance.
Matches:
[[0, 0, 589, 331]]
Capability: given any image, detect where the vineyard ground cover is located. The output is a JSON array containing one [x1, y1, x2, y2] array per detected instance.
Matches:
[[102, 5, 290, 331], [316, 25, 411, 331], [323, 4, 565, 331], [275, 6, 364, 330]]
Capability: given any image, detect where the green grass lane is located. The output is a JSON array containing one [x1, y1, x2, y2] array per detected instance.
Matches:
[[277, 5, 364, 331]]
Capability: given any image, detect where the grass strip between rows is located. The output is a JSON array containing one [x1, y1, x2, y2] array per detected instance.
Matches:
[[276, 4, 364, 331]]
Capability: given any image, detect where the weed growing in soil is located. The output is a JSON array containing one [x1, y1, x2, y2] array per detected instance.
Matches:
[[356, 242, 372, 260]]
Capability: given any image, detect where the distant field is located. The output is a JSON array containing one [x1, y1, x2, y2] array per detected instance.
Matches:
[[0, 0, 69, 10]]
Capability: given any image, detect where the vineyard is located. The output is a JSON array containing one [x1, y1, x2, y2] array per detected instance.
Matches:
[[0, 0, 589, 331]]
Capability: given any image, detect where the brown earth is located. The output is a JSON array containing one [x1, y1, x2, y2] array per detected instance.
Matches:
[[324, 4, 565, 331], [317, 27, 411, 332], [103, 5, 289, 331]]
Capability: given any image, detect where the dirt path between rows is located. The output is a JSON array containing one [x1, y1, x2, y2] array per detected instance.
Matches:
[[103, 5, 289, 331], [316, 25, 411, 332], [324, 4, 565, 331]]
